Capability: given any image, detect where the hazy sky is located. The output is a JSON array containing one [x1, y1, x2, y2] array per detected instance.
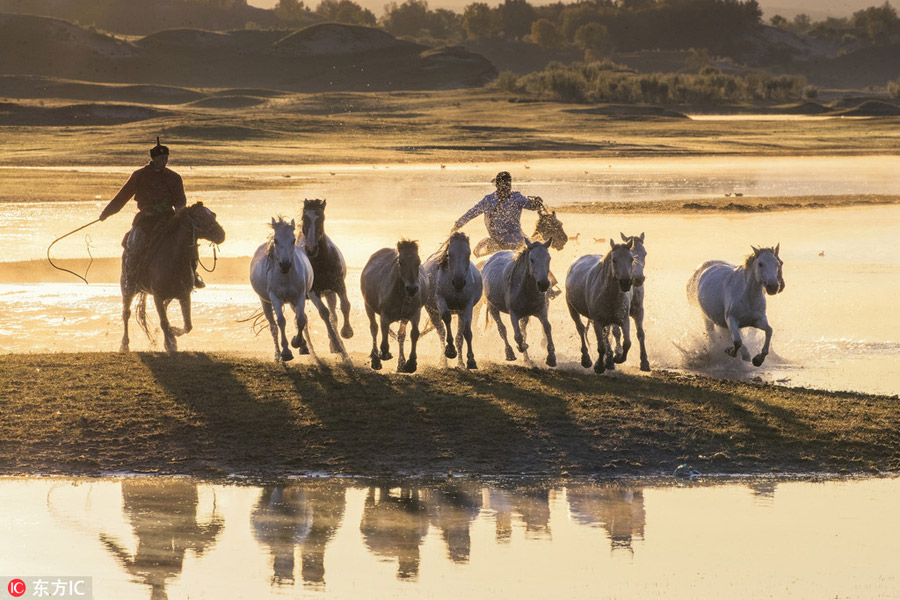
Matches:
[[247, 0, 887, 19]]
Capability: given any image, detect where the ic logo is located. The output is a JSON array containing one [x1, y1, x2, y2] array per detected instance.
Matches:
[[7, 579, 26, 597]]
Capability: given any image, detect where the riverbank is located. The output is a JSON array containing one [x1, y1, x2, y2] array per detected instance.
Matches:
[[1, 353, 897, 478]]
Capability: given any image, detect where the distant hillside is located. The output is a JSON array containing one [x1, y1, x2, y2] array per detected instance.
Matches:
[[0, 15, 496, 92], [0, 0, 278, 35]]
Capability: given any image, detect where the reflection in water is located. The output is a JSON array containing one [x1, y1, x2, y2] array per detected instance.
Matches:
[[250, 483, 346, 588], [567, 485, 645, 553], [5, 477, 900, 598], [360, 486, 430, 579], [98, 480, 223, 600]]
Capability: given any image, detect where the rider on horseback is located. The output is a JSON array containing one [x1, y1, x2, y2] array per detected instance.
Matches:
[[452, 171, 546, 255], [99, 137, 205, 289], [452, 171, 561, 297]]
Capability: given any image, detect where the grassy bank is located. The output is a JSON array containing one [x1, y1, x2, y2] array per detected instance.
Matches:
[[1, 353, 897, 478]]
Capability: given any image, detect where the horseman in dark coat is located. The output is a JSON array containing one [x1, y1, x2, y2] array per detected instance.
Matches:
[[99, 137, 205, 288]]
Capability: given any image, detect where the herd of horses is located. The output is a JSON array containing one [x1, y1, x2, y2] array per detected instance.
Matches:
[[119, 199, 785, 374]]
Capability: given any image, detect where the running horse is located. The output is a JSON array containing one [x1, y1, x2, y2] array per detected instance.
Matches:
[[360, 240, 429, 372], [565, 238, 635, 374], [609, 232, 651, 371], [687, 244, 785, 366], [423, 232, 484, 369], [121, 202, 225, 353], [299, 199, 353, 352], [481, 238, 556, 367]]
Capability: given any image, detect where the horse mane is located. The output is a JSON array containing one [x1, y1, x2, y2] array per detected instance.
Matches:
[[303, 198, 326, 213], [437, 231, 469, 268], [506, 244, 534, 287], [265, 216, 293, 259], [397, 239, 418, 254]]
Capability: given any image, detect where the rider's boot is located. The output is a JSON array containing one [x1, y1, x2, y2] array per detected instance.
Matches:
[[191, 245, 205, 288]]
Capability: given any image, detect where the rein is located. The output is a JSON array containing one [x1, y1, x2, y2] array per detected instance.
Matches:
[[191, 220, 219, 273], [47, 219, 101, 285]]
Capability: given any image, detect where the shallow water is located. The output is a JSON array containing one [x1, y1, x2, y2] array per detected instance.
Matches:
[[1, 158, 899, 395], [1, 476, 898, 599]]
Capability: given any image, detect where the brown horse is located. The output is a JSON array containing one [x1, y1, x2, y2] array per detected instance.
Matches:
[[121, 202, 225, 353]]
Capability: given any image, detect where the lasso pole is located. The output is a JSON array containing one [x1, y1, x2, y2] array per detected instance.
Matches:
[[47, 219, 101, 285]]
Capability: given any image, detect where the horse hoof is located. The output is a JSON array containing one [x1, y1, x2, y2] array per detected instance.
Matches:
[[614, 354, 627, 364], [546, 355, 557, 368], [371, 357, 382, 370], [400, 359, 417, 373], [298, 345, 310, 356], [640, 362, 651, 372], [466, 358, 478, 370], [517, 342, 529, 353], [291, 335, 301, 348], [504, 349, 516, 361], [594, 361, 606, 374], [581, 355, 591, 368], [341, 325, 354, 339], [445, 345, 457, 359], [381, 350, 393, 360], [752, 355, 766, 367], [281, 350, 294, 362]]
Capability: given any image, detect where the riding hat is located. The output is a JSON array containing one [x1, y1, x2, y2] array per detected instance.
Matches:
[[150, 136, 169, 158]]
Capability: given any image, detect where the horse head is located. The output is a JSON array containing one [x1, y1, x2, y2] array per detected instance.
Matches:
[[187, 201, 226, 245], [301, 198, 327, 257], [533, 205, 568, 251], [397, 239, 422, 297], [269, 217, 297, 274], [524, 237, 552, 293], [749, 244, 783, 296], [440, 232, 471, 291], [609, 238, 635, 292], [620, 232, 646, 287]]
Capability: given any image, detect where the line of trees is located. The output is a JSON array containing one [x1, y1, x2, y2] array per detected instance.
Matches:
[[769, 1, 900, 46]]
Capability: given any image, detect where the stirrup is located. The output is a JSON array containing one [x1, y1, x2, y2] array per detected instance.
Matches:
[[193, 272, 206, 289]]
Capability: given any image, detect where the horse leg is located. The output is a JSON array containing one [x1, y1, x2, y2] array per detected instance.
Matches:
[[269, 297, 294, 362], [510, 310, 528, 354], [725, 315, 744, 360], [379, 313, 393, 361], [154, 296, 177, 353], [170, 295, 192, 337], [488, 303, 516, 361], [603, 327, 616, 371], [567, 302, 591, 368], [519, 316, 532, 363], [614, 315, 632, 365], [425, 304, 447, 367], [439, 301, 456, 360], [261, 301, 282, 362], [400, 316, 420, 373], [336, 285, 354, 339], [365, 303, 382, 370], [611, 324, 623, 358], [632, 303, 651, 372], [120, 288, 134, 353], [292, 296, 310, 355], [396, 321, 408, 372], [538, 308, 556, 367], [752, 315, 773, 367], [593, 318, 608, 374], [461, 305, 476, 369], [310, 291, 342, 355]]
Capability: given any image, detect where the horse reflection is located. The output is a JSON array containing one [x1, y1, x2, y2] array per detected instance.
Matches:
[[567, 485, 645, 553], [428, 481, 483, 563], [360, 486, 430, 579], [250, 483, 346, 587], [99, 480, 223, 600], [484, 487, 551, 541]]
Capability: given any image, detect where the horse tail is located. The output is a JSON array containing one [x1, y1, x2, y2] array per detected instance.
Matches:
[[686, 261, 715, 304], [134, 292, 153, 341]]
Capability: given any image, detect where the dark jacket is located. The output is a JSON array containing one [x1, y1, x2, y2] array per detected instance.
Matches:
[[100, 164, 187, 221]]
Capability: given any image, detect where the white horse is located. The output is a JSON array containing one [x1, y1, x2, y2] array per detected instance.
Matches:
[[360, 240, 429, 373], [687, 244, 785, 366], [250, 218, 313, 362], [610, 232, 651, 372], [424, 232, 484, 369], [482, 238, 556, 367], [565, 238, 634, 374]]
